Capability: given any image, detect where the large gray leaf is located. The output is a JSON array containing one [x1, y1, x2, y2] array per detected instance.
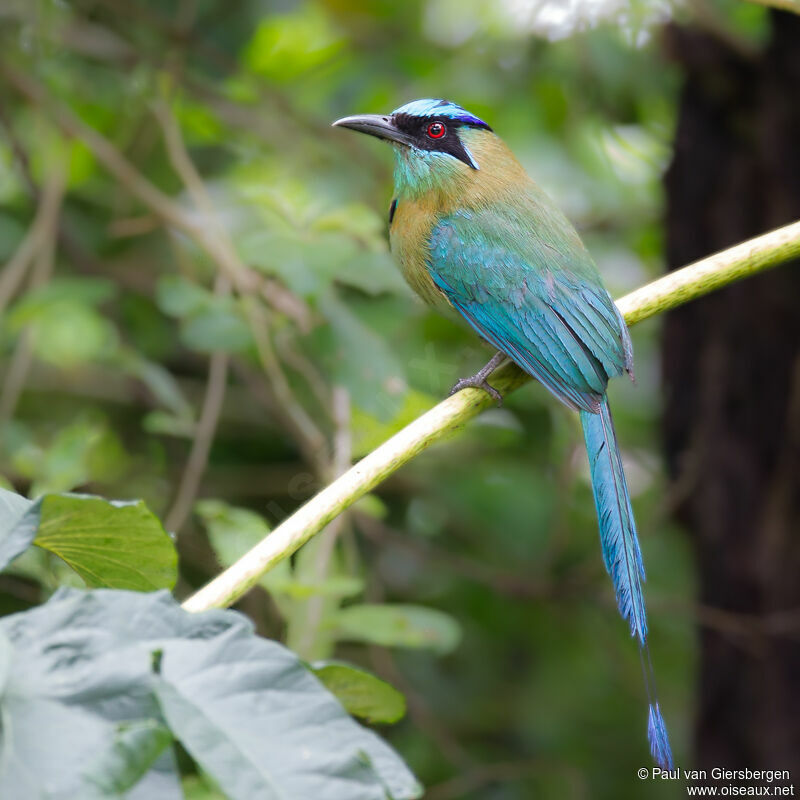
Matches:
[[0, 589, 421, 800], [0, 629, 182, 800]]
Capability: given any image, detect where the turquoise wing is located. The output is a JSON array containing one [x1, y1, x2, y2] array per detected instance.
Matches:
[[427, 206, 632, 413]]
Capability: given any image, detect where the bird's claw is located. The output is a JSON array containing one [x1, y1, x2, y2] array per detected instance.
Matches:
[[448, 376, 503, 405]]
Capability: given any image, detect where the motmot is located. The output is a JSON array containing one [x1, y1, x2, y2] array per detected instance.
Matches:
[[333, 99, 673, 769]]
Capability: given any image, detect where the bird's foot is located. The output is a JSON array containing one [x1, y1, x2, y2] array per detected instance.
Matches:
[[448, 374, 503, 405], [448, 351, 507, 405]]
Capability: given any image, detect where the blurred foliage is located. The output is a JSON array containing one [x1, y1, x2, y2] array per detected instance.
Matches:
[[0, 0, 772, 797]]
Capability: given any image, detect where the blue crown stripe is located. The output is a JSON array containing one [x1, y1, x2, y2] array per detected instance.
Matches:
[[391, 98, 489, 129]]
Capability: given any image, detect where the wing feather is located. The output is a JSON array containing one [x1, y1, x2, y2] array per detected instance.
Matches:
[[427, 208, 630, 411]]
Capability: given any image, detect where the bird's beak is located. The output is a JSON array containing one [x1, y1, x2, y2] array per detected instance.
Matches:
[[332, 114, 413, 146]]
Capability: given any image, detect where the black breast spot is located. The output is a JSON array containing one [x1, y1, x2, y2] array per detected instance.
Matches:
[[388, 198, 398, 224]]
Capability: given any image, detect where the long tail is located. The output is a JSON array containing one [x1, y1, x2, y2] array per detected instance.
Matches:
[[580, 395, 674, 770]]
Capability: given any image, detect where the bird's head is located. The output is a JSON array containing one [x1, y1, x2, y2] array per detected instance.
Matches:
[[333, 99, 509, 199]]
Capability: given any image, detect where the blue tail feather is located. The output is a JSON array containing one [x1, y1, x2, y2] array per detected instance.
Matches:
[[581, 395, 674, 769], [648, 703, 675, 770], [580, 396, 647, 642]]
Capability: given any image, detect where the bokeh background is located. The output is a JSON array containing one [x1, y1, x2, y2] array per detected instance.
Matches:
[[1, 1, 798, 798]]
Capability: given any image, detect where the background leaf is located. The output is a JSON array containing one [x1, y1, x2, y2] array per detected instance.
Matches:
[[335, 604, 462, 655], [312, 661, 406, 724]]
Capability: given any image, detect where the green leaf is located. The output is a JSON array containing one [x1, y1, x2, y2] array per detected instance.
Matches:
[[314, 292, 407, 420], [31, 303, 119, 367], [13, 417, 128, 497], [155, 275, 213, 318], [33, 495, 177, 591], [335, 604, 462, 654], [120, 352, 194, 419], [280, 574, 364, 600], [195, 499, 272, 563], [142, 411, 196, 438], [312, 661, 406, 724], [339, 251, 412, 297], [196, 500, 363, 601], [7, 277, 115, 324], [0, 589, 421, 800], [194, 499, 287, 589], [0, 488, 177, 591], [311, 203, 387, 247], [152, 638, 419, 800], [182, 774, 227, 800], [351, 389, 439, 457], [240, 229, 330, 298], [82, 720, 174, 797], [241, 228, 409, 300], [181, 306, 253, 353], [351, 493, 389, 520], [0, 630, 11, 693], [6, 278, 119, 366], [244, 5, 344, 81]]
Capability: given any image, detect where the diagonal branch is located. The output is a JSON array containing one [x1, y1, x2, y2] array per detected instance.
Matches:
[[182, 218, 800, 612]]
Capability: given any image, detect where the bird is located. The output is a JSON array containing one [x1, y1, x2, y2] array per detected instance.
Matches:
[[333, 98, 673, 769]]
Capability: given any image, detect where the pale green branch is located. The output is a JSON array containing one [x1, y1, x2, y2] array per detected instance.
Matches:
[[182, 218, 800, 612]]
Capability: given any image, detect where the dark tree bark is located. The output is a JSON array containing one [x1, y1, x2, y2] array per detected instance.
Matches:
[[662, 12, 800, 772]]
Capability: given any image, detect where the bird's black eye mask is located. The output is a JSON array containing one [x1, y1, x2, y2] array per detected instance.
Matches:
[[391, 113, 492, 170]]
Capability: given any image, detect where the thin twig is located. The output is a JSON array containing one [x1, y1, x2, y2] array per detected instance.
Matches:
[[0, 94, 106, 277], [292, 386, 352, 655], [164, 313, 230, 532], [0, 168, 65, 425], [0, 335, 35, 428], [153, 94, 325, 531], [0, 96, 37, 197], [182, 219, 800, 611], [0, 219, 42, 317], [0, 63, 312, 327], [275, 331, 332, 413], [0, 169, 66, 315], [231, 361, 330, 477], [153, 95, 324, 531], [150, 97, 327, 471], [151, 99, 235, 533]]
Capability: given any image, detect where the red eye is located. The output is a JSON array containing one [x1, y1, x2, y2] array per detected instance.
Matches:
[[427, 121, 446, 139]]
